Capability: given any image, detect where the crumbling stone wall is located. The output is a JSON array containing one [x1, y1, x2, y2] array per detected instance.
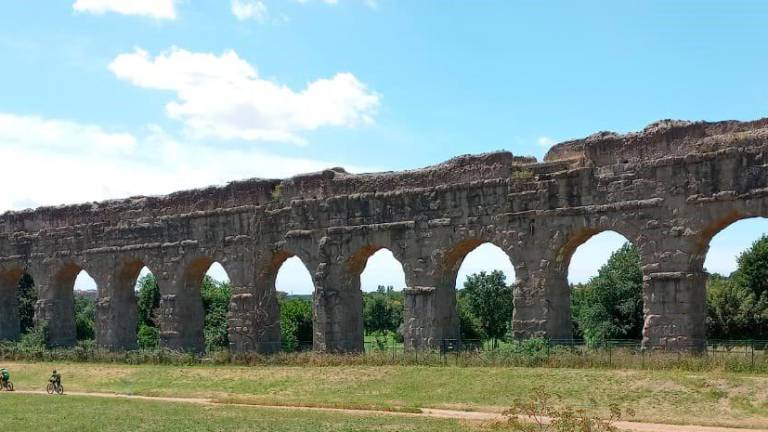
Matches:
[[1, 118, 768, 352]]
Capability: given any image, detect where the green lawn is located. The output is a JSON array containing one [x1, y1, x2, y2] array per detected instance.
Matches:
[[4, 361, 768, 429], [0, 393, 478, 432]]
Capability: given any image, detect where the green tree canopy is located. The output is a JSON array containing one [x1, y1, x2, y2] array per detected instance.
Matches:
[[363, 285, 403, 336], [201, 275, 231, 351], [571, 243, 643, 346], [280, 297, 313, 352], [136, 273, 160, 328], [707, 235, 768, 340], [74, 295, 96, 340], [459, 270, 514, 346], [16, 273, 36, 334]]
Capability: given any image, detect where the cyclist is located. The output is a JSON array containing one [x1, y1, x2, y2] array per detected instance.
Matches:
[[0, 368, 9, 389], [49, 369, 61, 387]]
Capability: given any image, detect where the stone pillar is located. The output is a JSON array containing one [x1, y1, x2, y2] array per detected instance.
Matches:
[[511, 259, 572, 341], [642, 271, 706, 350], [94, 263, 139, 351], [512, 258, 573, 341], [0, 270, 20, 341], [227, 258, 281, 353], [313, 261, 364, 353], [401, 268, 459, 351], [33, 263, 77, 348], [157, 262, 205, 353]]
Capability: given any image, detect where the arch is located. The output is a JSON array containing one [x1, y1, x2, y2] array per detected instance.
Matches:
[[702, 216, 768, 276], [566, 231, 632, 284], [131, 263, 159, 350], [353, 248, 407, 349], [455, 242, 517, 289], [360, 248, 406, 292], [556, 227, 636, 273], [73, 269, 97, 341], [275, 254, 314, 296], [452, 241, 517, 346], [695, 214, 768, 272], [563, 229, 643, 343], [700, 216, 768, 341], [348, 246, 407, 292], [273, 253, 315, 351]]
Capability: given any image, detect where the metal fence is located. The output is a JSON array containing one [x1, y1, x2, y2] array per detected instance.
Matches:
[[5, 338, 768, 369]]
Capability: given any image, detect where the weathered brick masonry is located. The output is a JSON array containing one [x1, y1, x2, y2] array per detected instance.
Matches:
[[1, 118, 767, 352]]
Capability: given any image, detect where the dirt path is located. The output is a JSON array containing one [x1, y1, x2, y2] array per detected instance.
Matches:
[[8, 389, 768, 432]]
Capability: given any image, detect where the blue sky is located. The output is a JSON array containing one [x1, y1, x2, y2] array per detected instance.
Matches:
[[3, 1, 767, 293]]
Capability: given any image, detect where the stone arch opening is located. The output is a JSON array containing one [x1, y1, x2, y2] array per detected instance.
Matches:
[[0, 268, 34, 341], [701, 216, 768, 340], [356, 248, 406, 349], [564, 230, 643, 343], [453, 241, 517, 347], [132, 264, 159, 350], [72, 269, 97, 342], [274, 254, 314, 351]]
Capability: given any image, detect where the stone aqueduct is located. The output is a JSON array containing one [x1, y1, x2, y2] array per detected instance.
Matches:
[[1, 118, 768, 353]]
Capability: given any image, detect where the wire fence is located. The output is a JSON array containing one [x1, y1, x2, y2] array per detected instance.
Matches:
[[4, 338, 768, 370]]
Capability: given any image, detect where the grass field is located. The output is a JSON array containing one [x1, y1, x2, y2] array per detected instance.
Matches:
[[3, 361, 768, 429], [0, 393, 478, 432]]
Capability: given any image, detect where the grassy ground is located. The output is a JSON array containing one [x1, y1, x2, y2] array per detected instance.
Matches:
[[0, 393, 478, 432], [3, 361, 768, 429]]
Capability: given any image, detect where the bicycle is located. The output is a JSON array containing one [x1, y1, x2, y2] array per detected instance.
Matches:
[[46, 381, 64, 395]]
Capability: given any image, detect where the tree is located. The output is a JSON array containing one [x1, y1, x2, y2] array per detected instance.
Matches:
[[280, 297, 313, 351], [16, 273, 37, 334], [457, 294, 484, 341], [571, 243, 643, 346], [74, 295, 96, 340], [363, 285, 403, 335], [706, 235, 768, 340], [201, 275, 231, 351], [733, 235, 768, 299], [460, 270, 514, 347], [136, 274, 160, 328]]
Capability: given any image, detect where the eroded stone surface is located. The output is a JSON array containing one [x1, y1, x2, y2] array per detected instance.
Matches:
[[2, 118, 768, 352]]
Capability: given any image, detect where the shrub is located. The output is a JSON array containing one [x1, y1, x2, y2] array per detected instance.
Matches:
[[20, 321, 49, 350], [137, 324, 159, 349], [493, 386, 633, 431], [280, 298, 313, 351]]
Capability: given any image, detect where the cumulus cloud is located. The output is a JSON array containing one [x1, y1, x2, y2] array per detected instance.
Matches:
[[0, 113, 370, 212], [73, 0, 178, 20], [537, 136, 556, 147], [231, 0, 268, 21], [108, 47, 379, 144]]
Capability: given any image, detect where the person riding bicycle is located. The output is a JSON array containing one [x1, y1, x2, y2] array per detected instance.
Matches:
[[0, 368, 9, 388], [49, 369, 61, 387]]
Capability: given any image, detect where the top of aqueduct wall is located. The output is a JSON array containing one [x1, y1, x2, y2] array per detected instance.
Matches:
[[2, 117, 767, 234]]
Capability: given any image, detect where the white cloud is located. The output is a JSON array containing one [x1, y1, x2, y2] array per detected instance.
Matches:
[[73, 0, 177, 20], [537, 136, 556, 148], [0, 113, 371, 213], [231, 0, 268, 21], [0, 113, 136, 155], [109, 47, 379, 144]]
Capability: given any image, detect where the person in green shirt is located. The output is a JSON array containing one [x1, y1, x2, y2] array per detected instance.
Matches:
[[0, 368, 9, 389], [49, 369, 61, 386]]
